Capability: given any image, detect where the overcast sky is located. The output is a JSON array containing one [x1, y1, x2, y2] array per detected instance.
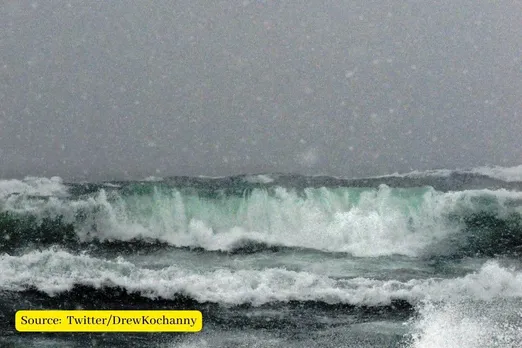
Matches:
[[1, 0, 521, 180]]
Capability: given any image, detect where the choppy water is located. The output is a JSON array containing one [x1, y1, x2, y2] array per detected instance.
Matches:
[[1, 166, 522, 347]]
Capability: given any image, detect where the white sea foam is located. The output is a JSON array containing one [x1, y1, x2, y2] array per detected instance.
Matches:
[[469, 165, 522, 182], [0, 250, 521, 307], [243, 175, 275, 184], [360, 169, 455, 180], [366, 164, 522, 182], [2, 182, 522, 256], [406, 300, 522, 348], [0, 176, 68, 200]]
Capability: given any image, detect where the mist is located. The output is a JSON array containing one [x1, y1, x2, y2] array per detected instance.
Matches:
[[1, 0, 521, 181]]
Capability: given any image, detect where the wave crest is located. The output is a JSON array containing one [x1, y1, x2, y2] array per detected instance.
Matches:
[[2, 183, 522, 257], [1, 250, 521, 306]]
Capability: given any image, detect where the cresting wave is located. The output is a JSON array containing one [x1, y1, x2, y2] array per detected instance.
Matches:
[[1, 249, 521, 307], [1, 175, 522, 257]]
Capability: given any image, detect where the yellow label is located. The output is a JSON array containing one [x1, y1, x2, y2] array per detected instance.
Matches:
[[15, 310, 202, 332]]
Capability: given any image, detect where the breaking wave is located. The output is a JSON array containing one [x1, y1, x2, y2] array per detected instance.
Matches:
[[1, 249, 521, 307], [404, 299, 522, 348], [1, 175, 522, 257]]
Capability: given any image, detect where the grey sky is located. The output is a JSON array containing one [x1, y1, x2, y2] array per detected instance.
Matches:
[[1, 0, 521, 181]]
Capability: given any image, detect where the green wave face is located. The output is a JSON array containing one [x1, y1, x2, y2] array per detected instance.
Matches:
[[2, 181, 522, 257]]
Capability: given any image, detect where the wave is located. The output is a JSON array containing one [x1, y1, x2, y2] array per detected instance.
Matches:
[[0, 176, 68, 199], [469, 165, 522, 182], [2, 177, 522, 256], [1, 249, 521, 307], [360, 164, 522, 183], [1, 284, 413, 317]]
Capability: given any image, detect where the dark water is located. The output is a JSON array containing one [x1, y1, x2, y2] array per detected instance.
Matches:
[[1, 168, 522, 347]]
